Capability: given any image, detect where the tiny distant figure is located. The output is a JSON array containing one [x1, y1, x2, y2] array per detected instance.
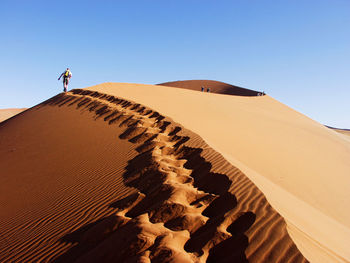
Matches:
[[201, 86, 205, 92], [58, 68, 72, 92], [207, 88, 210, 93]]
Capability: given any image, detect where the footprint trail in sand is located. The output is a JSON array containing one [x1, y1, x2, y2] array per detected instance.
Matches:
[[43, 89, 306, 263]]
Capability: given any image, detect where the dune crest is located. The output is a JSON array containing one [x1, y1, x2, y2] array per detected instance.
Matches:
[[158, 80, 260, 96], [84, 82, 350, 263], [33, 89, 305, 262], [327, 126, 350, 138], [3, 81, 348, 262]]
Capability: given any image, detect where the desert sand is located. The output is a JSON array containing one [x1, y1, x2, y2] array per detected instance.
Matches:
[[328, 127, 350, 138], [0, 108, 26, 122], [159, 80, 261, 96], [0, 81, 349, 262]]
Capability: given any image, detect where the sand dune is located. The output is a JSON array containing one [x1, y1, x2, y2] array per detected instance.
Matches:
[[0, 108, 26, 122], [0, 86, 307, 262], [85, 82, 350, 263], [159, 80, 261, 96], [327, 126, 350, 138], [1, 81, 349, 262]]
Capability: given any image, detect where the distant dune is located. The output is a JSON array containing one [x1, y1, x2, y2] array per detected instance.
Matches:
[[1, 81, 349, 262], [158, 80, 261, 96], [327, 126, 350, 137], [0, 108, 26, 122]]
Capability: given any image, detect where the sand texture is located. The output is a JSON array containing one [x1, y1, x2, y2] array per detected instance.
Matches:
[[0, 87, 308, 262], [0, 108, 26, 122], [85, 82, 350, 263]]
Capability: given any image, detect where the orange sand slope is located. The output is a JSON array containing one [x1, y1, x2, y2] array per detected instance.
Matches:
[[86, 82, 350, 263], [0, 102, 138, 262], [0, 88, 307, 262], [0, 108, 26, 122]]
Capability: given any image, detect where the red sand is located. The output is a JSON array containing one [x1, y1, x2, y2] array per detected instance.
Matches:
[[0, 85, 307, 262]]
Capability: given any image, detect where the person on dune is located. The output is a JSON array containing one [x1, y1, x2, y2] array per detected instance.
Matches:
[[58, 68, 72, 92]]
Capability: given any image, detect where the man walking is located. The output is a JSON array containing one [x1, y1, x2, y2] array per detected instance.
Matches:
[[58, 68, 72, 92]]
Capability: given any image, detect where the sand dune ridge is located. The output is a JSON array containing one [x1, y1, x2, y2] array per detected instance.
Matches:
[[30, 89, 307, 262]]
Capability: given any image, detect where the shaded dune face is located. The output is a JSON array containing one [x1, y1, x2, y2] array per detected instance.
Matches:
[[0, 99, 138, 262], [0, 89, 306, 262], [158, 80, 261, 96]]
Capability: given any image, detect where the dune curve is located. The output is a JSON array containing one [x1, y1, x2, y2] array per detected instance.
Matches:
[[327, 126, 350, 138], [158, 80, 261, 96], [84, 82, 350, 263], [0, 88, 307, 262]]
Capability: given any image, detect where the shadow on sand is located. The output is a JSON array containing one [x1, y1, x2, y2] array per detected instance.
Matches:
[[42, 90, 255, 263]]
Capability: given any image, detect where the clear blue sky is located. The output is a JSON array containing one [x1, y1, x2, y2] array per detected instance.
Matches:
[[1, 0, 349, 127]]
